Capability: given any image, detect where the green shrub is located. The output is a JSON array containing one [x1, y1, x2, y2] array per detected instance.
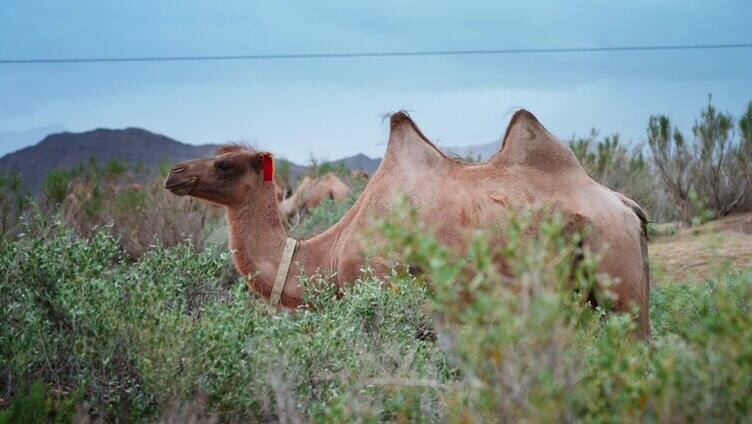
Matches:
[[105, 158, 127, 177], [157, 158, 172, 177], [2, 203, 752, 422], [0, 379, 82, 424], [113, 185, 148, 212], [375, 202, 752, 422], [0, 170, 31, 239], [291, 177, 366, 238], [306, 155, 351, 179], [0, 217, 225, 419], [42, 169, 77, 205], [0, 216, 448, 421]]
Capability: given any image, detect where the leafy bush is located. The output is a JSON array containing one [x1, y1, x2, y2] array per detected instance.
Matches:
[[375, 203, 752, 421], [2, 207, 752, 422], [104, 158, 128, 177], [0, 216, 448, 421], [42, 169, 77, 206], [291, 177, 366, 238], [0, 170, 31, 239], [0, 380, 81, 424], [305, 155, 351, 179]]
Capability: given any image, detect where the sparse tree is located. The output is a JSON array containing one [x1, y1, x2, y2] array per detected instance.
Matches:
[[570, 130, 666, 220], [741, 102, 752, 146], [691, 95, 742, 216], [647, 115, 694, 223], [738, 102, 752, 202]]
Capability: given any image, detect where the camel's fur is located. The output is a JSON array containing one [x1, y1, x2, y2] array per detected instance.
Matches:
[[165, 110, 651, 338]]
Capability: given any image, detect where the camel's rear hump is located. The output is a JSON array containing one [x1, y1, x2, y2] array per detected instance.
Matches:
[[491, 110, 586, 177]]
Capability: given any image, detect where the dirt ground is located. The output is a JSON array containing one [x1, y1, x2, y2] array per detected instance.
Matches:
[[649, 212, 752, 283]]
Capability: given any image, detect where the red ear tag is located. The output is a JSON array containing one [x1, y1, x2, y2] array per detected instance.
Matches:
[[262, 154, 274, 182]]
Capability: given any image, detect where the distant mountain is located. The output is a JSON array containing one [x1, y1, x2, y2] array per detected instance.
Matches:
[[0, 128, 218, 194], [441, 140, 502, 161], [0, 127, 383, 194], [0, 125, 67, 156], [330, 153, 381, 174]]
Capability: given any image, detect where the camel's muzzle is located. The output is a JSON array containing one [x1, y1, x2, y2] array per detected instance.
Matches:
[[164, 166, 198, 195]]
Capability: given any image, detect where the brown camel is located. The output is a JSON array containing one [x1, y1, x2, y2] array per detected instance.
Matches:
[[278, 172, 349, 219], [165, 110, 650, 338]]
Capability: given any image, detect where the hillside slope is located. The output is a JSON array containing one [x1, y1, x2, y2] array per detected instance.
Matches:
[[0, 128, 380, 193], [0, 128, 218, 193], [0, 125, 67, 157]]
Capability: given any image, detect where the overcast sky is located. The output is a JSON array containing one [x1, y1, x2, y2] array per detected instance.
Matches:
[[1, 1, 751, 162]]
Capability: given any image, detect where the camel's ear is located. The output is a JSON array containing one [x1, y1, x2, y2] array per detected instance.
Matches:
[[247, 152, 273, 180], [261, 154, 274, 182], [492, 109, 583, 174], [384, 111, 446, 170]]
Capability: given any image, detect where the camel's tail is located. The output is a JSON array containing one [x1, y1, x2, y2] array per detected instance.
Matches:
[[616, 192, 651, 340]]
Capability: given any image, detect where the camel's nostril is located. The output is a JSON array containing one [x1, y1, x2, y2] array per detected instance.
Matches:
[[169, 166, 186, 175]]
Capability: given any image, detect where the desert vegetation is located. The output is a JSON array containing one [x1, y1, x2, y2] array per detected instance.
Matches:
[[570, 97, 752, 223], [2, 206, 752, 422], [1, 97, 752, 422], [2, 157, 222, 261]]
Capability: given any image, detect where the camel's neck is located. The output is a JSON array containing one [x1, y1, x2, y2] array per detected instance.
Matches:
[[226, 183, 290, 302], [225, 182, 338, 307]]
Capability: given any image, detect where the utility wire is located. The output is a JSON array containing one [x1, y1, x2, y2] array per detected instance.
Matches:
[[1, 42, 751, 64]]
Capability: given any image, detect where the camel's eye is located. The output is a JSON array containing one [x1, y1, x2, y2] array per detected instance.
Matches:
[[215, 161, 233, 172]]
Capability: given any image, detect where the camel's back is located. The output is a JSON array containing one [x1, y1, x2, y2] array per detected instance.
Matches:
[[315, 110, 649, 337], [410, 164, 650, 338]]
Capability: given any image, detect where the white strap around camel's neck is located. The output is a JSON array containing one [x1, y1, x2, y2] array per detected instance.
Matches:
[[270, 238, 297, 307]]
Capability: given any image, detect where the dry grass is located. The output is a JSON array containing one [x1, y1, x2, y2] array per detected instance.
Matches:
[[649, 211, 752, 282]]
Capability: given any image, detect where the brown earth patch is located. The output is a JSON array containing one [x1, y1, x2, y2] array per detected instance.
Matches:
[[649, 211, 752, 283]]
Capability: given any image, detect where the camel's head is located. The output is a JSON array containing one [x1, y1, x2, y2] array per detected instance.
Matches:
[[164, 145, 273, 206]]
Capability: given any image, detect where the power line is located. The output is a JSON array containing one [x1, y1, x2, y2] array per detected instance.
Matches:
[[1, 42, 751, 64]]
